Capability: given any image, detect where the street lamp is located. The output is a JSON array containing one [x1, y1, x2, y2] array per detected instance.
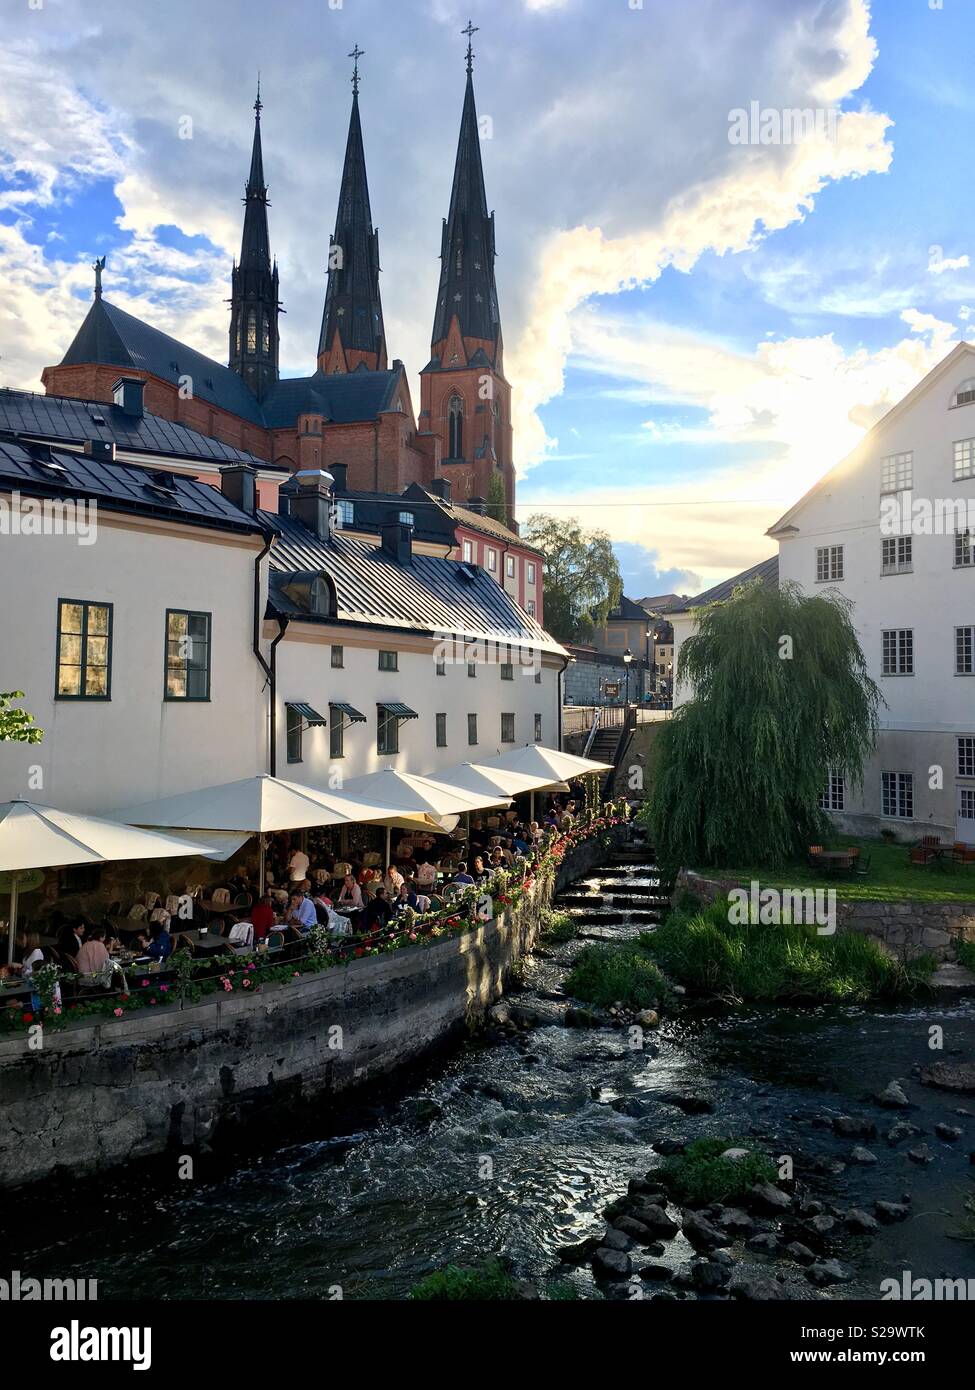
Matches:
[[623, 647, 633, 723]]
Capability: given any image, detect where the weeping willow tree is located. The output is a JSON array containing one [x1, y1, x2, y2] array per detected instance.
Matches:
[[646, 580, 881, 870]]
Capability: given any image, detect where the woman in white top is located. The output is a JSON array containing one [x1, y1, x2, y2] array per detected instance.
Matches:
[[336, 874, 363, 911]]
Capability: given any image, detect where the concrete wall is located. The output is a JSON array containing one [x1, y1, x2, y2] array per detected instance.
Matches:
[[564, 658, 648, 708], [678, 869, 975, 962], [0, 830, 625, 1189]]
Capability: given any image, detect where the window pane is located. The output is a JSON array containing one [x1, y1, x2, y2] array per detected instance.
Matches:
[[85, 665, 108, 697], [60, 603, 84, 635], [88, 605, 110, 636], [57, 664, 81, 696]]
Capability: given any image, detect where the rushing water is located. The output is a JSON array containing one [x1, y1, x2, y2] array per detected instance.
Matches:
[[4, 845, 974, 1300]]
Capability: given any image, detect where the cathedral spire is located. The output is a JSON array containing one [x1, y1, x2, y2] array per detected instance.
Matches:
[[317, 49, 387, 374], [431, 24, 500, 357], [229, 84, 280, 400]]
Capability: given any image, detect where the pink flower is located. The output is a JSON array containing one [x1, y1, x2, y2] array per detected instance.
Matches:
[[113, 1008, 123, 1017], [141, 979, 149, 987], [160, 985, 169, 993], [242, 979, 251, 988]]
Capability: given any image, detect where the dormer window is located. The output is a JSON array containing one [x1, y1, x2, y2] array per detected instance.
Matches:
[[953, 378, 975, 408]]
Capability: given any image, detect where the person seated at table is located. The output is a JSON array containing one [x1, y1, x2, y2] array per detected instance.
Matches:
[[451, 861, 475, 887], [357, 861, 378, 888], [362, 886, 393, 932], [285, 891, 317, 937], [383, 864, 404, 896], [415, 858, 438, 889], [471, 855, 489, 883], [3, 931, 40, 977], [147, 921, 173, 962], [250, 892, 277, 943], [488, 847, 506, 871], [336, 874, 363, 912], [228, 868, 252, 898], [393, 881, 419, 916], [77, 926, 111, 977], [55, 920, 84, 972]]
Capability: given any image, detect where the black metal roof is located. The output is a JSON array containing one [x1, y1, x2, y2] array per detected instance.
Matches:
[[262, 508, 563, 652], [260, 365, 402, 429], [318, 91, 385, 363], [430, 71, 500, 354], [0, 387, 278, 469], [0, 438, 265, 536], [606, 594, 651, 622], [677, 555, 780, 611]]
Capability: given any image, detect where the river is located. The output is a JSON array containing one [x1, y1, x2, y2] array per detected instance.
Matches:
[[4, 842, 974, 1300]]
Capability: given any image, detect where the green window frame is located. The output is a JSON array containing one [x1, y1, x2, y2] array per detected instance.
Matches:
[[165, 609, 211, 701], [56, 599, 113, 700], [286, 706, 303, 764], [330, 707, 345, 759], [379, 649, 398, 672], [378, 706, 399, 755]]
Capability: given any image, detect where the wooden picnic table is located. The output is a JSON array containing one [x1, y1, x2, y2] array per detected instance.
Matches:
[[815, 850, 857, 875]]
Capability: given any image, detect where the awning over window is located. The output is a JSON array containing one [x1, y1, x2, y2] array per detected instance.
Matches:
[[286, 702, 328, 727], [378, 702, 419, 721], [330, 702, 366, 723]]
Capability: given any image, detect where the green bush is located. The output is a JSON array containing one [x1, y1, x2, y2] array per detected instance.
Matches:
[[956, 940, 975, 972], [541, 909, 578, 943], [409, 1260, 519, 1301], [564, 942, 669, 1010], [660, 1137, 776, 1205], [641, 900, 934, 1004]]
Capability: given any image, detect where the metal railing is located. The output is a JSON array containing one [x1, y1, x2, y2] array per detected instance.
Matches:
[[563, 704, 628, 736]]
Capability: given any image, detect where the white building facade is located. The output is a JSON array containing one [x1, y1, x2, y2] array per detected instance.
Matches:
[[770, 343, 975, 842]]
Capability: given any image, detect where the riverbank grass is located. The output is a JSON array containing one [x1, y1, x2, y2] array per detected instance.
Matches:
[[691, 835, 975, 904], [564, 942, 670, 1010], [659, 1138, 776, 1205], [409, 1261, 519, 1300], [643, 901, 934, 1004]]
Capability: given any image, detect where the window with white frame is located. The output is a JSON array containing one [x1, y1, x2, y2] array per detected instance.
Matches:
[[815, 545, 844, 582], [527, 599, 536, 618], [527, 562, 536, 584], [880, 451, 913, 493], [956, 529, 975, 568], [399, 511, 414, 526], [487, 548, 497, 572], [334, 499, 354, 527], [953, 438, 975, 480], [881, 771, 914, 819], [462, 539, 474, 563], [952, 378, 975, 408], [959, 736, 975, 778], [881, 536, 912, 574], [882, 628, 914, 675], [957, 626, 975, 675], [819, 771, 845, 811], [960, 787, 975, 824], [505, 555, 515, 578]]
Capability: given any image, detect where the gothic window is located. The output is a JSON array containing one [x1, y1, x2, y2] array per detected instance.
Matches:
[[262, 313, 270, 355], [448, 395, 464, 459], [246, 310, 257, 354], [455, 243, 463, 275], [234, 314, 241, 357]]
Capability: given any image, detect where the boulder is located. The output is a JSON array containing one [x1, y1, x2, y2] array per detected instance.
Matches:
[[636, 1009, 659, 1028], [592, 1247, 632, 1279], [877, 1080, 911, 1109], [806, 1259, 854, 1287], [600, 1226, 633, 1251], [681, 1210, 729, 1251], [919, 1062, 975, 1094], [783, 1241, 816, 1265], [833, 1114, 877, 1140], [875, 1200, 910, 1223], [748, 1181, 792, 1213], [564, 1006, 600, 1029], [715, 1207, 754, 1236], [631, 1204, 680, 1239], [935, 1123, 963, 1142], [651, 1138, 687, 1156], [639, 1263, 673, 1282], [907, 1143, 933, 1165], [886, 1121, 922, 1147], [728, 1268, 787, 1301], [849, 1146, 878, 1165], [661, 1091, 713, 1114], [745, 1233, 780, 1256], [719, 1147, 753, 1162], [690, 1258, 731, 1292], [612, 1216, 655, 1244], [844, 1209, 880, 1234]]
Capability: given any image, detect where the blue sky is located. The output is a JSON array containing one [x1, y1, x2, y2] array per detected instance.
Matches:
[[1, 0, 973, 595]]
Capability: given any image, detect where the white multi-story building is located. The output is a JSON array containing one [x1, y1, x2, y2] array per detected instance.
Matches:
[[0, 414, 564, 817], [769, 342, 975, 842]]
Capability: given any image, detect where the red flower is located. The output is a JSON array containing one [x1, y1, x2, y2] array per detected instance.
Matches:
[[22, 1013, 33, 1024]]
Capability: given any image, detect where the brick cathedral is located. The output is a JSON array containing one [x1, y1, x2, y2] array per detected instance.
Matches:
[[42, 34, 515, 515]]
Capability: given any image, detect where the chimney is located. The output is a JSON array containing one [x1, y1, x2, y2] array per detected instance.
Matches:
[[83, 439, 116, 463], [467, 495, 486, 515], [220, 462, 257, 515], [381, 519, 414, 566], [427, 477, 451, 503], [330, 462, 348, 493], [290, 468, 334, 541], [112, 376, 145, 419]]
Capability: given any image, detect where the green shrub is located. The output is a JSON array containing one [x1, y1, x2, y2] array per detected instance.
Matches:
[[564, 942, 669, 1010], [660, 1137, 776, 1205], [641, 901, 934, 1004], [957, 940, 975, 972], [409, 1260, 519, 1301], [541, 909, 578, 943], [545, 1280, 580, 1300]]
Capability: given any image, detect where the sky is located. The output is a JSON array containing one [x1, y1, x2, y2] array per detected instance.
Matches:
[[1, 0, 974, 597]]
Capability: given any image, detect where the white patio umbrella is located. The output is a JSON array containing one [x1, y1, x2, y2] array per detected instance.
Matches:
[[0, 800, 221, 965], [344, 768, 506, 864], [476, 744, 614, 818], [112, 774, 450, 891]]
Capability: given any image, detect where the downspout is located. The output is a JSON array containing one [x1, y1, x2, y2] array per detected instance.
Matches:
[[267, 615, 290, 778], [557, 651, 570, 750], [373, 420, 380, 491]]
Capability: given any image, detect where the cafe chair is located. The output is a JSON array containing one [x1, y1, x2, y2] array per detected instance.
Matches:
[[144, 892, 161, 911], [908, 847, 930, 867], [331, 860, 353, 885], [126, 903, 149, 922], [228, 922, 254, 951]]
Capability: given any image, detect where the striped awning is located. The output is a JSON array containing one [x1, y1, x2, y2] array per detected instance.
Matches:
[[378, 702, 419, 720], [330, 702, 366, 723], [286, 702, 328, 727]]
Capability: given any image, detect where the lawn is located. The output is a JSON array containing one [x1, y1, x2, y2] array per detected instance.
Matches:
[[689, 835, 975, 903]]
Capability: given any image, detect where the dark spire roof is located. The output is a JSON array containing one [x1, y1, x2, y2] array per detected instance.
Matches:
[[239, 87, 271, 271], [431, 65, 500, 350], [318, 82, 385, 362]]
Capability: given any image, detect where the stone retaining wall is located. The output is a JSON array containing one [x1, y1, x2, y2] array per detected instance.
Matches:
[[0, 829, 626, 1189], [677, 869, 975, 961]]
